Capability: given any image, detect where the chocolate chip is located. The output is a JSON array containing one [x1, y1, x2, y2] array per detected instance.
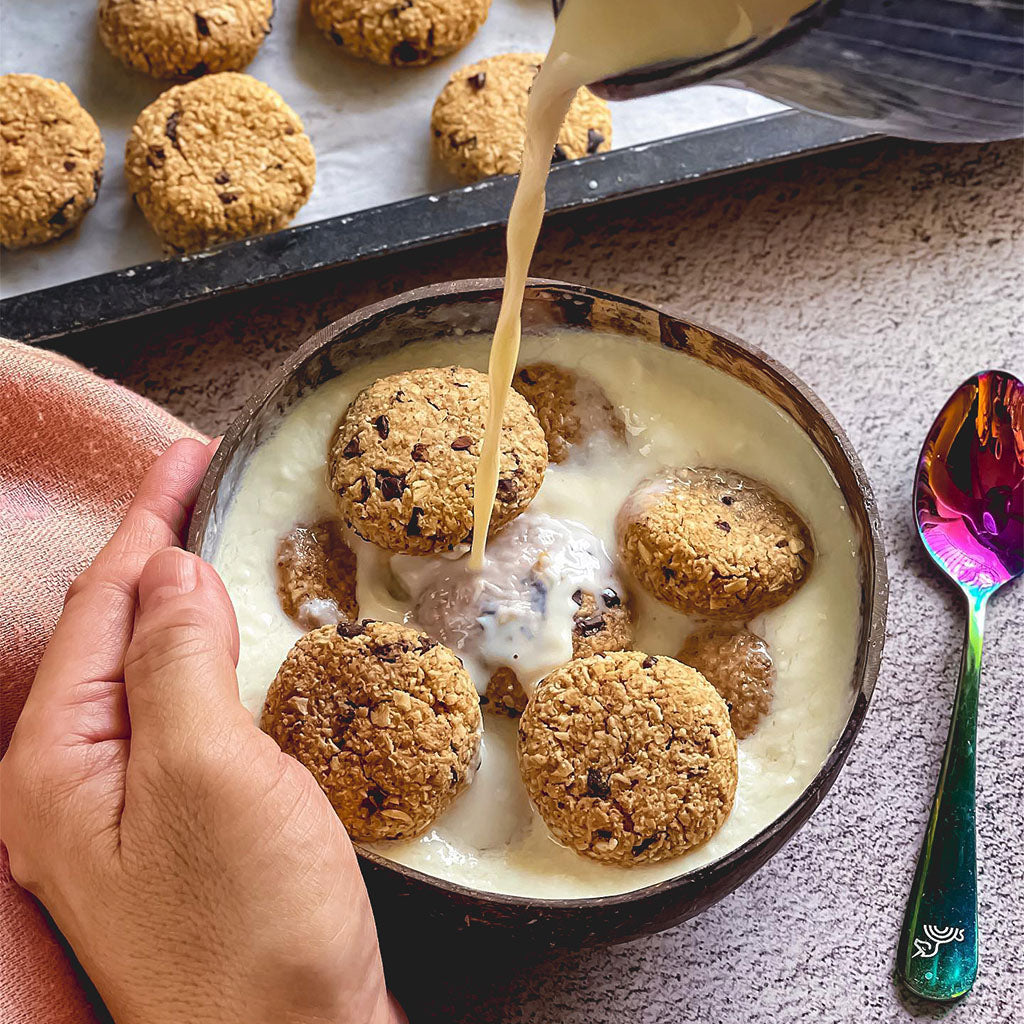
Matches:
[[517, 368, 535, 386], [571, 589, 584, 607], [551, 144, 568, 163], [585, 768, 611, 799], [165, 109, 182, 144], [376, 470, 406, 501], [48, 197, 74, 226], [586, 128, 604, 154], [146, 147, 165, 169], [662, 566, 676, 581], [364, 785, 386, 811], [411, 443, 428, 462], [343, 437, 362, 459], [450, 435, 473, 451], [392, 40, 425, 64], [454, 380, 469, 388], [195, 12, 210, 36], [188, 62, 208, 78], [330, 30, 344, 45], [715, 520, 731, 532], [575, 614, 605, 638], [631, 834, 660, 857], [406, 506, 424, 536], [468, 71, 486, 90], [600, 588, 620, 608], [642, 655, 657, 669], [336, 620, 364, 638], [720, 495, 734, 506], [496, 478, 517, 501], [389, 0, 413, 12], [374, 415, 390, 439], [218, 193, 237, 205], [214, 170, 230, 185], [63, 160, 76, 171], [284, 126, 295, 136], [450, 766, 459, 785], [357, 478, 371, 503]]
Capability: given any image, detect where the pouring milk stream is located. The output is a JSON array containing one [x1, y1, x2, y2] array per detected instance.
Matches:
[[469, 0, 812, 569]]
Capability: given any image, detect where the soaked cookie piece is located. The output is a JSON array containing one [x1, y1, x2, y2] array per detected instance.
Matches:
[[261, 620, 481, 841], [513, 362, 624, 464], [124, 72, 315, 252], [1, 74, 104, 249], [312, 0, 490, 67], [431, 52, 612, 183], [617, 467, 814, 619], [98, 0, 273, 79], [484, 585, 634, 718], [276, 520, 358, 630], [518, 651, 737, 865], [678, 627, 775, 739], [329, 366, 547, 555]]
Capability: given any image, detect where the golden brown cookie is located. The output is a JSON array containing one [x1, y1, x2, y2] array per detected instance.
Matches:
[[276, 520, 358, 630], [617, 468, 814, 619], [431, 53, 612, 183], [518, 651, 737, 865], [329, 366, 547, 555], [0, 74, 104, 250], [261, 620, 481, 841], [484, 585, 634, 718], [312, 0, 490, 67], [98, 0, 274, 79], [678, 627, 775, 739], [124, 72, 315, 252], [513, 362, 624, 464]]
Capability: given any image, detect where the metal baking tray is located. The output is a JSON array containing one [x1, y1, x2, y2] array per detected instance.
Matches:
[[1, 109, 870, 343]]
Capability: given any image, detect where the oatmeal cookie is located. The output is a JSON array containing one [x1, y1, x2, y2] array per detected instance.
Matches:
[[678, 627, 775, 739], [276, 520, 358, 630], [431, 52, 612, 183], [124, 72, 315, 252], [617, 467, 814, 619], [0, 74, 104, 250], [98, 0, 274, 79], [513, 362, 624, 463], [312, 0, 490, 67], [517, 651, 737, 865], [484, 585, 634, 718], [261, 620, 482, 841], [329, 366, 547, 555]]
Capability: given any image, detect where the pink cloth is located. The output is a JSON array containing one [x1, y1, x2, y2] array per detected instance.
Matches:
[[0, 337, 204, 1023]]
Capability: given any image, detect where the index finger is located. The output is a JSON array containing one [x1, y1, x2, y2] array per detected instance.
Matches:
[[19, 438, 216, 740]]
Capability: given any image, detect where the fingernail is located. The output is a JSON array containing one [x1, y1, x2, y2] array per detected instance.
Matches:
[[138, 549, 199, 613]]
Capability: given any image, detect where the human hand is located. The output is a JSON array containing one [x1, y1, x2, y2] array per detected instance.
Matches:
[[1, 439, 404, 1024]]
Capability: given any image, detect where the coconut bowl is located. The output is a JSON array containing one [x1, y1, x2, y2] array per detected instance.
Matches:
[[187, 279, 887, 950]]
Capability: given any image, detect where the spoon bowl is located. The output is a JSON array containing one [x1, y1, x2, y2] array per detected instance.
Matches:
[[897, 369, 1023, 1001]]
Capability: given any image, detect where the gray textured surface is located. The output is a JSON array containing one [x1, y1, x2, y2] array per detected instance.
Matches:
[[55, 136, 1023, 1023]]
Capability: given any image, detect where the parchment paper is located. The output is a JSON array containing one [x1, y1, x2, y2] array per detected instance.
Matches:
[[0, 0, 785, 299]]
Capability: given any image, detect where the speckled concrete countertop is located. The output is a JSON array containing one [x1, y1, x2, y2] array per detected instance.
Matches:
[[55, 137, 1023, 1024]]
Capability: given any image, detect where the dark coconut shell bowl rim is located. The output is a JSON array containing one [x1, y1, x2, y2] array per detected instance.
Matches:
[[188, 277, 888, 915]]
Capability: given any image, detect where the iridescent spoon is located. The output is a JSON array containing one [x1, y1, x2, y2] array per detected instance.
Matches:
[[896, 369, 1023, 1001]]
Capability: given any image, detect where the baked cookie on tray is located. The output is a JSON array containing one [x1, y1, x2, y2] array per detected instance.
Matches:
[[312, 0, 490, 67], [329, 366, 548, 555], [431, 52, 612, 183], [0, 74, 104, 250], [124, 72, 315, 252], [98, 0, 274, 79]]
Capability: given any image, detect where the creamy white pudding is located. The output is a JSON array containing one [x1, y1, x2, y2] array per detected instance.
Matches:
[[212, 329, 862, 899]]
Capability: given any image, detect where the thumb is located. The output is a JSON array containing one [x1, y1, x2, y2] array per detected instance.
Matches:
[[124, 548, 243, 752]]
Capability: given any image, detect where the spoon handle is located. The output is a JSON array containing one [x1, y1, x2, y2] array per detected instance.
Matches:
[[896, 592, 985, 1001]]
